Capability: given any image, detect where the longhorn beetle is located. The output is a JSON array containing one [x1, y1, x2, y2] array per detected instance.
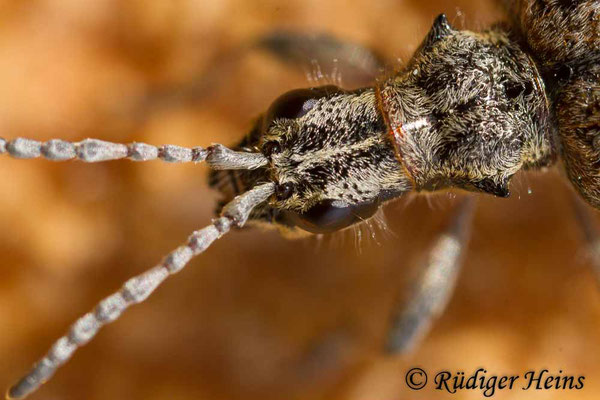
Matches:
[[4, 0, 600, 398]]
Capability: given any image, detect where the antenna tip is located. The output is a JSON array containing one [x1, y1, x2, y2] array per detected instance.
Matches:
[[5, 368, 46, 400]]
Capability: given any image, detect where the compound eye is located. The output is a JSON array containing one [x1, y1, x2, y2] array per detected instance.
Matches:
[[263, 85, 344, 128], [275, 182, 294, 200], [262, 141, 281, 158], [285, 199, 380, 234]]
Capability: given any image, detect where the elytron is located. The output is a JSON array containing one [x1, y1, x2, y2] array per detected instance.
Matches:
[[3, 0, 600, 398]]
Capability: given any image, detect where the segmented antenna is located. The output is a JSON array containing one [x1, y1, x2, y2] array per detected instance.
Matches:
[[6, 182, 275, 400], [2, 136, 273, 398], [0, 137, 267, 169]]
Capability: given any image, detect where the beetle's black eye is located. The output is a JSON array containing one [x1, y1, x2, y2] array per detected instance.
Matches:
[[263, 85, 345, 129], [283, 199, 380, 234], [262, 141, 281, 158], [276, 182, 294, 200], [504, 82, 524, 99], [554, 64, 573, 85]]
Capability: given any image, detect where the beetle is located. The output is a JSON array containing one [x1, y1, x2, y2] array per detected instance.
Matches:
[[2, 1, 600, 399]]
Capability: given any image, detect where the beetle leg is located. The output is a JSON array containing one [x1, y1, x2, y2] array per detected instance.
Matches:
[[570, 193, 600, 286], [255, 30, 386, 87], [385, 197, 476, 354]]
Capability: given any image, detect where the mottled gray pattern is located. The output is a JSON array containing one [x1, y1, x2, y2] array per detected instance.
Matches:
[[206, 143, 268, 170], [556, 62, 600, 207], [502, 0, 600, 209], [265, 89, 412, 212], [6, 1, 600, 398], [504, 0, 600, 69], [41, 140, 76, 161], [0, 137, 260, 166], [6, 138, 42, 159], [378, 19, 553, 196], [211, 15, 561, 236]]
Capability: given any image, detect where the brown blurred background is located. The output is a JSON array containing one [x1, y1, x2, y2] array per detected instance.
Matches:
[[0, 1, 599, 399]]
